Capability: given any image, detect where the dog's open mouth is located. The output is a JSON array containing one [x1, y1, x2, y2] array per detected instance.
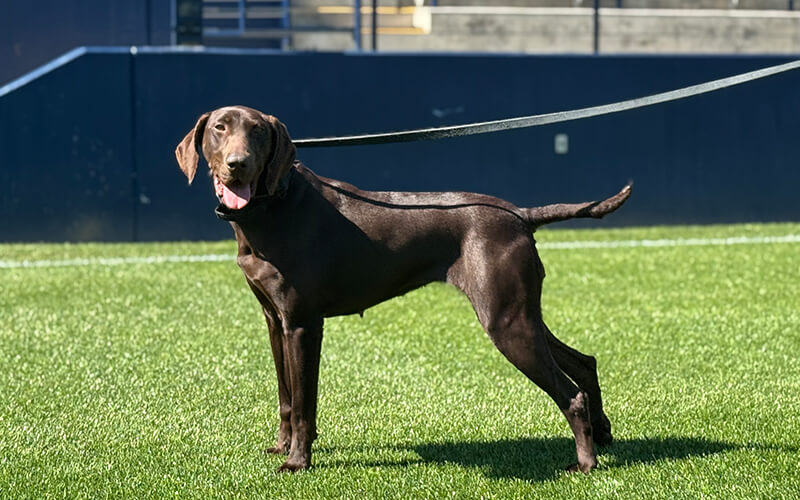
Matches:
[[214, 176, 254, 210]]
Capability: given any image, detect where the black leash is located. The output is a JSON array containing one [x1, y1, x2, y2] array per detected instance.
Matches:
[[293, 59, 800, 149]]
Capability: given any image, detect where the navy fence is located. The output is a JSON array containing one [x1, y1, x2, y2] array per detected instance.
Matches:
[[1, 49, 799, 242], [0, 1, 171, 86]]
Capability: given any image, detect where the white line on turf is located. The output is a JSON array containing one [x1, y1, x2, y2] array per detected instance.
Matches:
[[1, 234, 798, 269], [0, 254, 233, 269], [538, 234, 800, 249]]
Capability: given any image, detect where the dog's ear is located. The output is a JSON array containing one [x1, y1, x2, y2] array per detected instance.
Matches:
[[175, 112, 211, 184], [263, 114, 297, 195]]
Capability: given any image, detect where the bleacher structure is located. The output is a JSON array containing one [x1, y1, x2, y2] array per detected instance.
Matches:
[[186, 0, 800, 53]]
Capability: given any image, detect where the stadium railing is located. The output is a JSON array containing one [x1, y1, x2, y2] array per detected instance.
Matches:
[[195, 0, 374, 50], [177, 0, 800, 52]]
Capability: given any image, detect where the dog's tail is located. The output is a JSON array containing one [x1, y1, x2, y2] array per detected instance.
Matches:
[[523, 182, 633, 229]]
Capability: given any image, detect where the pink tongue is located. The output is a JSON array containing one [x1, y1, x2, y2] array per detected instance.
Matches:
[[221, 183, 251, 210]]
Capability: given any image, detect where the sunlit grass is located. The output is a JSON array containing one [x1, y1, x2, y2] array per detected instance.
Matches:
[[1, 223, 798, 499]]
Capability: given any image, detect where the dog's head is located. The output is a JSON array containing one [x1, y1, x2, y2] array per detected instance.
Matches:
[[175, 106, 296, 210]]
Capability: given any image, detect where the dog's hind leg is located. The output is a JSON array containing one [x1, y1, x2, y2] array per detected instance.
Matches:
[[485, 315, 598, 473], [455, 240, 598, 473], [544, 327, 613, 446]]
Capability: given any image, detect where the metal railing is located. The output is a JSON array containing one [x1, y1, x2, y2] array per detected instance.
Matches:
[[201, 0, 293, 47], [173, 0, 800, 52], [174, 0, 439, 52], [180, 0, 379, 50]]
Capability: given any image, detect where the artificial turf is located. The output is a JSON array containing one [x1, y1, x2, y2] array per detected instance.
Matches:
[[1, 223, 798, 499]]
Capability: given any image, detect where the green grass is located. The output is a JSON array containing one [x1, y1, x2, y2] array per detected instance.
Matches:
[[1, 223, 799, 499]]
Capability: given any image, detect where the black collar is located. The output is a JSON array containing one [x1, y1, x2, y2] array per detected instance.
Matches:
[[214, 167, 294, 221]]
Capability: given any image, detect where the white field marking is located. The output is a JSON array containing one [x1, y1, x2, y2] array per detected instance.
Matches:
[[0, 253, 233, 269], [538, 234, 800, 250], [1, 234, 799, 269]]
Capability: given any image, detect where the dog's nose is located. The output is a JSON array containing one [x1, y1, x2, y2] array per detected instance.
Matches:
[[226, 153, 249, 170]]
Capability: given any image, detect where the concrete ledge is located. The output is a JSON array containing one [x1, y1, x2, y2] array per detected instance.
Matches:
[[609, 8, 800, 17], [378, 6, 800, 54], [604, 8, 800, 53], [290, 5, 800, 53], [437, 0, 800, 8]]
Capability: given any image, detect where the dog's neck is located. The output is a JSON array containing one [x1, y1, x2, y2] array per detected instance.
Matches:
[[272, 165, 293, 198]]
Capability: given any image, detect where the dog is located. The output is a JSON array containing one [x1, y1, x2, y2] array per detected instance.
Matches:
[[175, 105, 631, 473]]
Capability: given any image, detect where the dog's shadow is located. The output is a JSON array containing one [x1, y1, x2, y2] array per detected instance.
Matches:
[[321, 436, 760, 482], [416, 436, 735, 481]]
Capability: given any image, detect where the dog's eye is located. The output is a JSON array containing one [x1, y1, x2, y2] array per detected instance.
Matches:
[[214, 124, 226, 131]]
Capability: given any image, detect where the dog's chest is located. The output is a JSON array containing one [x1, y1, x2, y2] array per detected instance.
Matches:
[[236, 245, 284, 286]]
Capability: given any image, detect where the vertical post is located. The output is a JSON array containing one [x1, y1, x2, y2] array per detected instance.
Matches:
[[281, 0, 291, 49], [145, 0, 152, 45], [129, 47, 139, 242], [174, 0, 203, 45], [238, 0, 246, 34], [372, 0, 378, 51], [354, 0, 362, 51], [790, 1, 794, 10], [593, 0, 600, 54], [617, 0, 623, 8]]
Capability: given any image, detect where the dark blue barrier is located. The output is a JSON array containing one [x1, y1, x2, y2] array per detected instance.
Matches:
[[0, 49, 135, 241], [0, 1, 171, 86], [1, 48, 799, 242]]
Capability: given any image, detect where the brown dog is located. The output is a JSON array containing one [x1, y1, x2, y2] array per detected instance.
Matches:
[[175, 105, 631, 473]]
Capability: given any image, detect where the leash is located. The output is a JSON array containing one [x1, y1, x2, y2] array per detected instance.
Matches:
[[293, 59, 800, 148]]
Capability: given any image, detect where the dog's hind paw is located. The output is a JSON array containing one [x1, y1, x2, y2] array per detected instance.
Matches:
[[593, 429, 613, 447], [592, 414, 613, 446]]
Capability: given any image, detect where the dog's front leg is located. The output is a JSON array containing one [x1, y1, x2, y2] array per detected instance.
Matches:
[[277, 318, 323, 472], [262, 307, 293, 455]]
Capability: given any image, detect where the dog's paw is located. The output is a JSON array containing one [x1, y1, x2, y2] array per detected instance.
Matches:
[[264, 445, 290, 455], [263, 433, 292, 455], [277, 458, 310, 473], [592, 415, 613, 446], [565, 460, 597, 474], [593, 429, 613, 447]]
